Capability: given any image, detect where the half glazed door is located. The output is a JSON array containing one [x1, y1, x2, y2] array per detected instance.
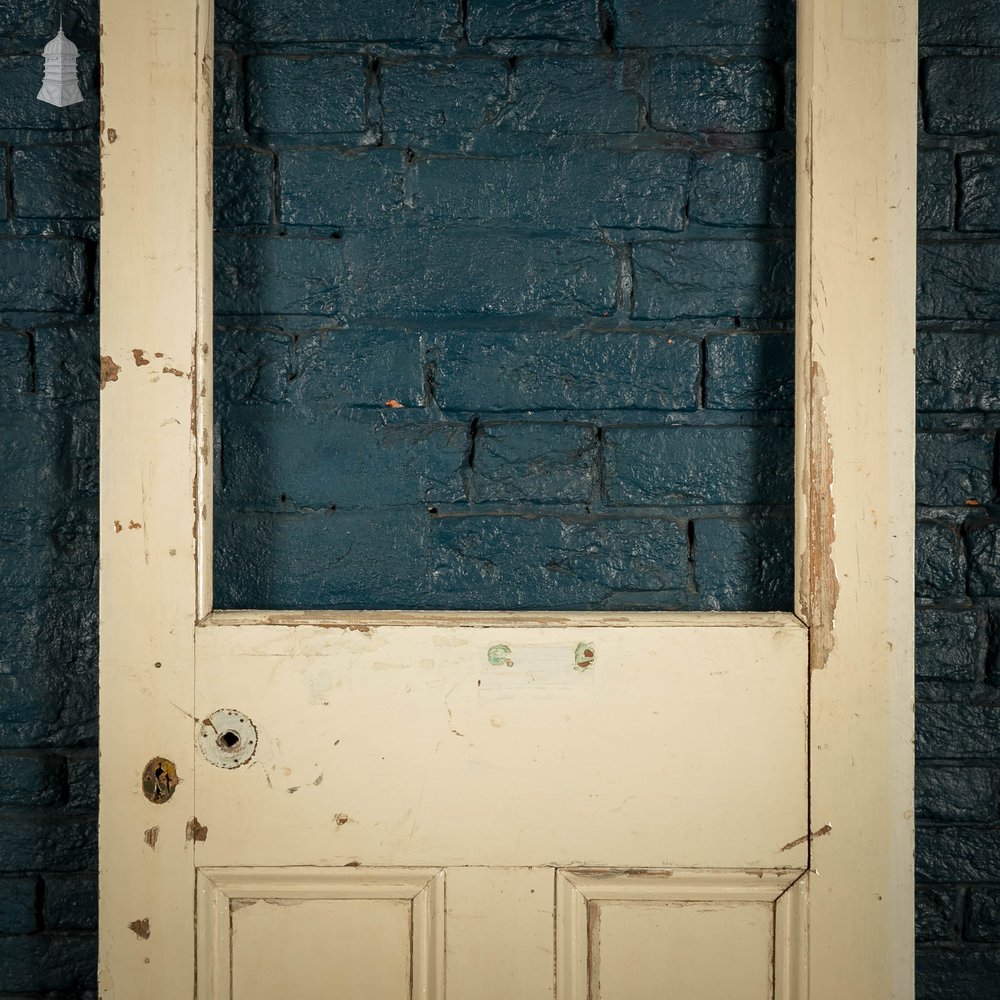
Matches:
[[98, 1, 915, 998]]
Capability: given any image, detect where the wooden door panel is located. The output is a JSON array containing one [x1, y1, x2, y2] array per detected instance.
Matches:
[[195, 866, 805, 999], [193, 617, 807, 870]]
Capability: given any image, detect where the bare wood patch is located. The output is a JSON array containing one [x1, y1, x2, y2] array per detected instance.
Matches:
[[128, 917, 151, 939], [99, 355, 121, 389]]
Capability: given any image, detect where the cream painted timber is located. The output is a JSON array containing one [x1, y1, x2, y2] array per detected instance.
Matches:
[[99, 0, 915, 998], [795, 0, 916, 997], [98, 0, 212, 996]]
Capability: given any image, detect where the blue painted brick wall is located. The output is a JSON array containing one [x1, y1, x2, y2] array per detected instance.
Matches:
[[3, 0, 1000, 996], [213, 0, 798, 612], [0, 2, 99, 996], [917, 2, 1000, 995]]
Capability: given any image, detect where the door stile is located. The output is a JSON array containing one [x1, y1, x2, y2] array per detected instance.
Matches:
[[795, 0, 916, 997], [99, 0, 213, 997]]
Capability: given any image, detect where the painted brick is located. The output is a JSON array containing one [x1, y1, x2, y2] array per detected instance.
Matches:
[[632, 239, 794, 321], [67, 754, 98, 810], [45, 873, 98, 931], [12, 145, 99, 220], [0, 753, 62, 807], [220, 407, 467, 509], [215, 147, 273, 227], [693, 516, 794, 611], [215, 236, 344, 317], [215, 508, 432, 609], [216, 0, 455, 44], [925, 58, 1000, 135], [428, 330, 700, 412], [921, 0, 1000, 46], [468, 0, 600, 45], [918, 827, 1000, 883], [70, 403, 99, 498], [214, 49, 244, 137], [34, 317, 100, 402], [649, 56, 780, 133], [0, 411, 61, 509], [916, 432, 994, 506], [292, 329, 425, 407], [0, 813, 96, 873], [919, 243, 1000, 321], [604, 426, 793, 506], [965, 889, 1000, 945], [502, 57, 641, 134], [0, 54, 98, 131], [214, 328, 294, 405], [0, 3, 98, 49], [919, 149, 954, 231], [968, 522, 1000, 598], [0, 330, 30, 404], [380, 59, 510, 146], [916, 888, 960, 944], [690, 153, 794, 228], [704, 333, 794, 410], [0, 933, 95, 992], [0, 239, 86, 313], [917, 949, 1000, 1000], [916, 766, 997, 823], [0, 876, 38, 934], [959, 154, 1000, 232], [215, 327, 425, 408], [0, 513, 54, 601], [247, 55, 368, 138], [429, 515, 692, 610], [917, 332, 1000, 412], [280, 148, 403, 227], [340, 231, 618, 319], [615, 0, 793, 49], [471, 422, 597, 504], [403, 151, 688, 231], [917, 704, 1000, 759], [915, 610, 983, 682], [915, 521, 967, 601]]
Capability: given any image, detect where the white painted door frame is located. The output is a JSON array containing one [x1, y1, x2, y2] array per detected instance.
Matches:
[[98, 0, 915, 996]]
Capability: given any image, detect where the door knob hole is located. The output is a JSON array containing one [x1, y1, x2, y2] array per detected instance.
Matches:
[[218, 730, 240, 750]]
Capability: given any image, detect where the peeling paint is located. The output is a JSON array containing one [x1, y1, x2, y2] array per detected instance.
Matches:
[[185, 817, 208, 842], [805, 361, 840, 670], [162, 366, 186, 378], [132, 348, 150, 367], [128, 918, 151, 940], [99, 355, 121, 389]]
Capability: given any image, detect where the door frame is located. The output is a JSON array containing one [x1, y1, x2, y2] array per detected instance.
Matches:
[[98, 0, 916, 996]]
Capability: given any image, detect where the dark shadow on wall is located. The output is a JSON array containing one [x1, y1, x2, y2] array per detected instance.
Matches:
[[212, 0, 797, 612]]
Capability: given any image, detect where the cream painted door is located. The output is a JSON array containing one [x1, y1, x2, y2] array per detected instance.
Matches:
[[98, 1, 915, 999]]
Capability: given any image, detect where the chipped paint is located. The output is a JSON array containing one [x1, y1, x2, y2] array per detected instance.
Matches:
[[143, 826, 159, 849], [574, 642, 595, 670], [185, 817, 208, 842], [128, 918, 151, 940], [107, 127, 118, 143], [805, 360, 839, 670], [132, 348, 150, 366], [141, 757, 178, 804], [99, 355, 121, 389]]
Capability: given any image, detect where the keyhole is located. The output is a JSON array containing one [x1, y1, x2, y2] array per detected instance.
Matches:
[[218, 730, 240, 750]]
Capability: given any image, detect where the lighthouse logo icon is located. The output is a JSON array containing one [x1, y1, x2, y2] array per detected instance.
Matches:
[[38, 19, 84, 108]]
